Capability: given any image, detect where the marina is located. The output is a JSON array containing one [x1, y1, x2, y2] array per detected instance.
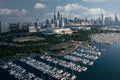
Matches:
[[0, 62, 42, 80], [92, 33, 120, 44], [40, 55, 87, 72], [64, 45, 101, 66], [20, 57, 77, 80], [0, 44, 103, 80]]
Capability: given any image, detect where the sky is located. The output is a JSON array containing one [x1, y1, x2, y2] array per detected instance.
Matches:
[[0, 0, 120, 23]]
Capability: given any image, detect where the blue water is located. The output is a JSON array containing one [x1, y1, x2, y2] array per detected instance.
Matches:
[[87, 42, 120, 80], [0, 42, 120, 80]]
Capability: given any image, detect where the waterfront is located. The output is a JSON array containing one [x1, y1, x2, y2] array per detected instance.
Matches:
[[76, 42, 120, 80], [0, 42, 120, 80]]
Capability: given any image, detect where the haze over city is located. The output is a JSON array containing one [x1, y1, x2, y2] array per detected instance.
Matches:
[[0, 0, 120, 22]]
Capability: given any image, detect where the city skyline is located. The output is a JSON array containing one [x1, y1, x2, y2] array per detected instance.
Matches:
[[0, 0, 120, 22]]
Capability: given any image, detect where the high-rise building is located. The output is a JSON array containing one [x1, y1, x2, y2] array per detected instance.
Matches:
[[51, 19, 55, 28], [56, 20, 59, 28], [109, 16, 112, 26], [53, 11, 64, 28], [101, 14, 104, 25], [51, 19, 54, 24], [60, 14, 64, 28], [46, 19, 50, 27], [57, 11, 61, 28], [98, 16, 101, 25], [57, 11, 60, 20], [18, 22, 23, 30], [90, 19, 94, 25], [29, 22, 37, 32], [54, 11, 57, 24], [105, 17, 111, 26], [115, 13, 118, 26], [64, 18, 68, 26], [0, 21, 9, 33], [85, 17, 88, 23], [35, 19, 41, 30], [54, 11, 59, 27], [9, 23, 19, 31], [74, 17, 78, 24], [96, 18, 100, 25]]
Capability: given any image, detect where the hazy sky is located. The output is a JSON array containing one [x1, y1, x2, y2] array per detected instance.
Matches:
[[0, 0, 120, 22]]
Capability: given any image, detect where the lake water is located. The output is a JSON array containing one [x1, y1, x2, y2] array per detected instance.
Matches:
[[78, 42, 120, 80], [0, 42, 120, 80]]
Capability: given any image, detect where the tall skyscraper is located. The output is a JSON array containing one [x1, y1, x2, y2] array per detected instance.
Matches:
[[57, 11, 60, 20], [109, 16, 112, 26], [36, 18, 41, 30], [54, 11, 57, 24], [51, 19, 54, 24], [53, 11, 64, 28], [18, 22, 23, 30], [61, 14, 64, 28], [56, 20, 59, 28], [85, 17, 88, 23], [98, 16, 101, 25], [105, 17, 111, 26], [74, 17, 78, 24], [64, 18, 68, 26], [54, 11, 58, 27], [0, 21, 9, 33], [101, 14, 104, 25], [115, 13, 118, 26], [57, 11, 61, 28]]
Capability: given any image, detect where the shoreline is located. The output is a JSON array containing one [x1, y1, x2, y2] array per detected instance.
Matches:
[[0, 41, 89, 63], [46, 41, 89, 56]]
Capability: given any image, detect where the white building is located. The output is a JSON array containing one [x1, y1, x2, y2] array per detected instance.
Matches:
[[43, 28, 73, 35], [29, 23, 37, 32]]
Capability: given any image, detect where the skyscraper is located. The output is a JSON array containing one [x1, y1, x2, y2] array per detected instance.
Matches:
[[46, 19, 50, 27], [36, 18, 41, 30], [54, 11, 58, 27], [56, 19, 59, 28], [18, 22, 23, 30], [115, 13, 118, 26], [101, 14, 104, 25], [57, 11, 60, 20], [74, 17, 78, 24], [85, 17, 88, 23], [104, 17, 111, 26], [57, 11, 61, 28], [61, 14, 64, 28], [98, 16, 101, 25], [0, 21, 9, 33], [54, 11, 57, 24], [53, 11, 64, 28]]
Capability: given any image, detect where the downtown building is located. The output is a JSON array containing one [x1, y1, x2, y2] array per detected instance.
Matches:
[[29, 22, 37, 32], [53, 11, 65, 28], [0, 21, 9, 33], [35, 18, 41, 31]]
